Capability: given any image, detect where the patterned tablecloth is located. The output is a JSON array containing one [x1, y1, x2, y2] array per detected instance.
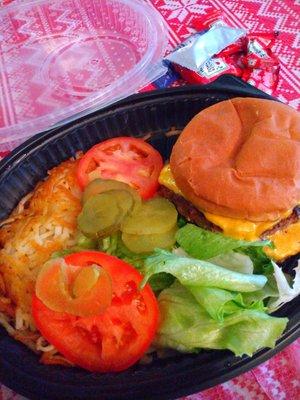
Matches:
[[0, 0, 299, 399]]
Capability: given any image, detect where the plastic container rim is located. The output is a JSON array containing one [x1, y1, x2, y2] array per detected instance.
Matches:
[[0, 0, 169, 143]]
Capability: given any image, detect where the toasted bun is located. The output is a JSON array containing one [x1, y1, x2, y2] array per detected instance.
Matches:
[[170, 98, 300, 221]]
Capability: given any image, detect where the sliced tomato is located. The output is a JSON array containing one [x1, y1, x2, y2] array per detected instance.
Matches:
[[77, 137, 163, 199], [32, 251, 159, 372]]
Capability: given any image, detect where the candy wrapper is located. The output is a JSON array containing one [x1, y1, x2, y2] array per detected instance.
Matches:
[[163, 8, 280, 95]]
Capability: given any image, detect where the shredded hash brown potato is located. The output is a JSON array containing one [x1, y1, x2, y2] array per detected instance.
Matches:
[[0, 159, 82, 364]]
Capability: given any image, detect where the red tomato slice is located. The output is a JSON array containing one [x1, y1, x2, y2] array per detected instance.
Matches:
[[77, 137, 163, 199], [32, 251, 159, 372]]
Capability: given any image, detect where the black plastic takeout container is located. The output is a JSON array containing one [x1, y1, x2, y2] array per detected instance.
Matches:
[[0, 75, 299, 400]]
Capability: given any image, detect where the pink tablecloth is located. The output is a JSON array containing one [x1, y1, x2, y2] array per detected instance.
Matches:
[[0, 0, 299, 399]]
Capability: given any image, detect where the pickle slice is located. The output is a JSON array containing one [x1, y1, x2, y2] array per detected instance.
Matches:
[[78, 190, 134, 238], [122, 225, 178, 253], [121, 197, 178, 235], [78, 193, 121, 238], [36, 259, 112, 317], [83, 178, 141, 212], [112, 189, 135, 216]]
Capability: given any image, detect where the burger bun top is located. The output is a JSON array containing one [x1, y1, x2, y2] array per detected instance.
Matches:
[[170, 97, 300, 221]]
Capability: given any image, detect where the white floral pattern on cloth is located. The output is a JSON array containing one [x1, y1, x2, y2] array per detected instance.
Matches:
[[0, 1, 299, 400], [159, 0, 211, 23]]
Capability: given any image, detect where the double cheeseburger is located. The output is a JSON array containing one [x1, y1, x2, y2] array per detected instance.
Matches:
[[159, 97, 300, 261]]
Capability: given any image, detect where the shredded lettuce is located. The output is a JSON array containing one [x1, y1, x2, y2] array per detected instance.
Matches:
[[51, 233, 97, 258], [99, 233, 149, 270], [76, 233, 98, 249], [142, 249, 267, 293], [155, 282, 287, 356], [176, 224, 271, 260], [100, 234, 119, 255]]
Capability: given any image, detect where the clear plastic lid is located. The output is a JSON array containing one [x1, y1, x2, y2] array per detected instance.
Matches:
[[0, 0, 169, 150]]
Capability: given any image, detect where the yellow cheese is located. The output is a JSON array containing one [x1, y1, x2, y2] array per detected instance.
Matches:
[[159, 164, 183, 195], [158, 164, 293, 241], [202, 212, 282, 241], [265, 221, 300, 261]]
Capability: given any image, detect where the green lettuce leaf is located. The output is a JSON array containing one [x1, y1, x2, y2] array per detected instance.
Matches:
[[177, 216, 188, 228], [239, 246, 274, 275], [146, 273, 175, 292], [98, 234, 173, 292], [188, 286, 266, 322], [155, 282, 288, 356], [208, 252, 254, 274], [143, 249, 267, 292], [176, 224, 271, 260], [242, 274, 279, 305]]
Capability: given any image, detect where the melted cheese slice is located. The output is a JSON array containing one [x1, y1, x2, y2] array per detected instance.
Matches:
[[202, 212, 283, 241], [159, 164, 182, 195], [159, 164, 298, 259], [265, 221, 300, 261]]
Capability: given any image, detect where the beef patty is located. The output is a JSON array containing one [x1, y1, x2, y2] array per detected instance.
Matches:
[[158, 186, 300, 239]]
